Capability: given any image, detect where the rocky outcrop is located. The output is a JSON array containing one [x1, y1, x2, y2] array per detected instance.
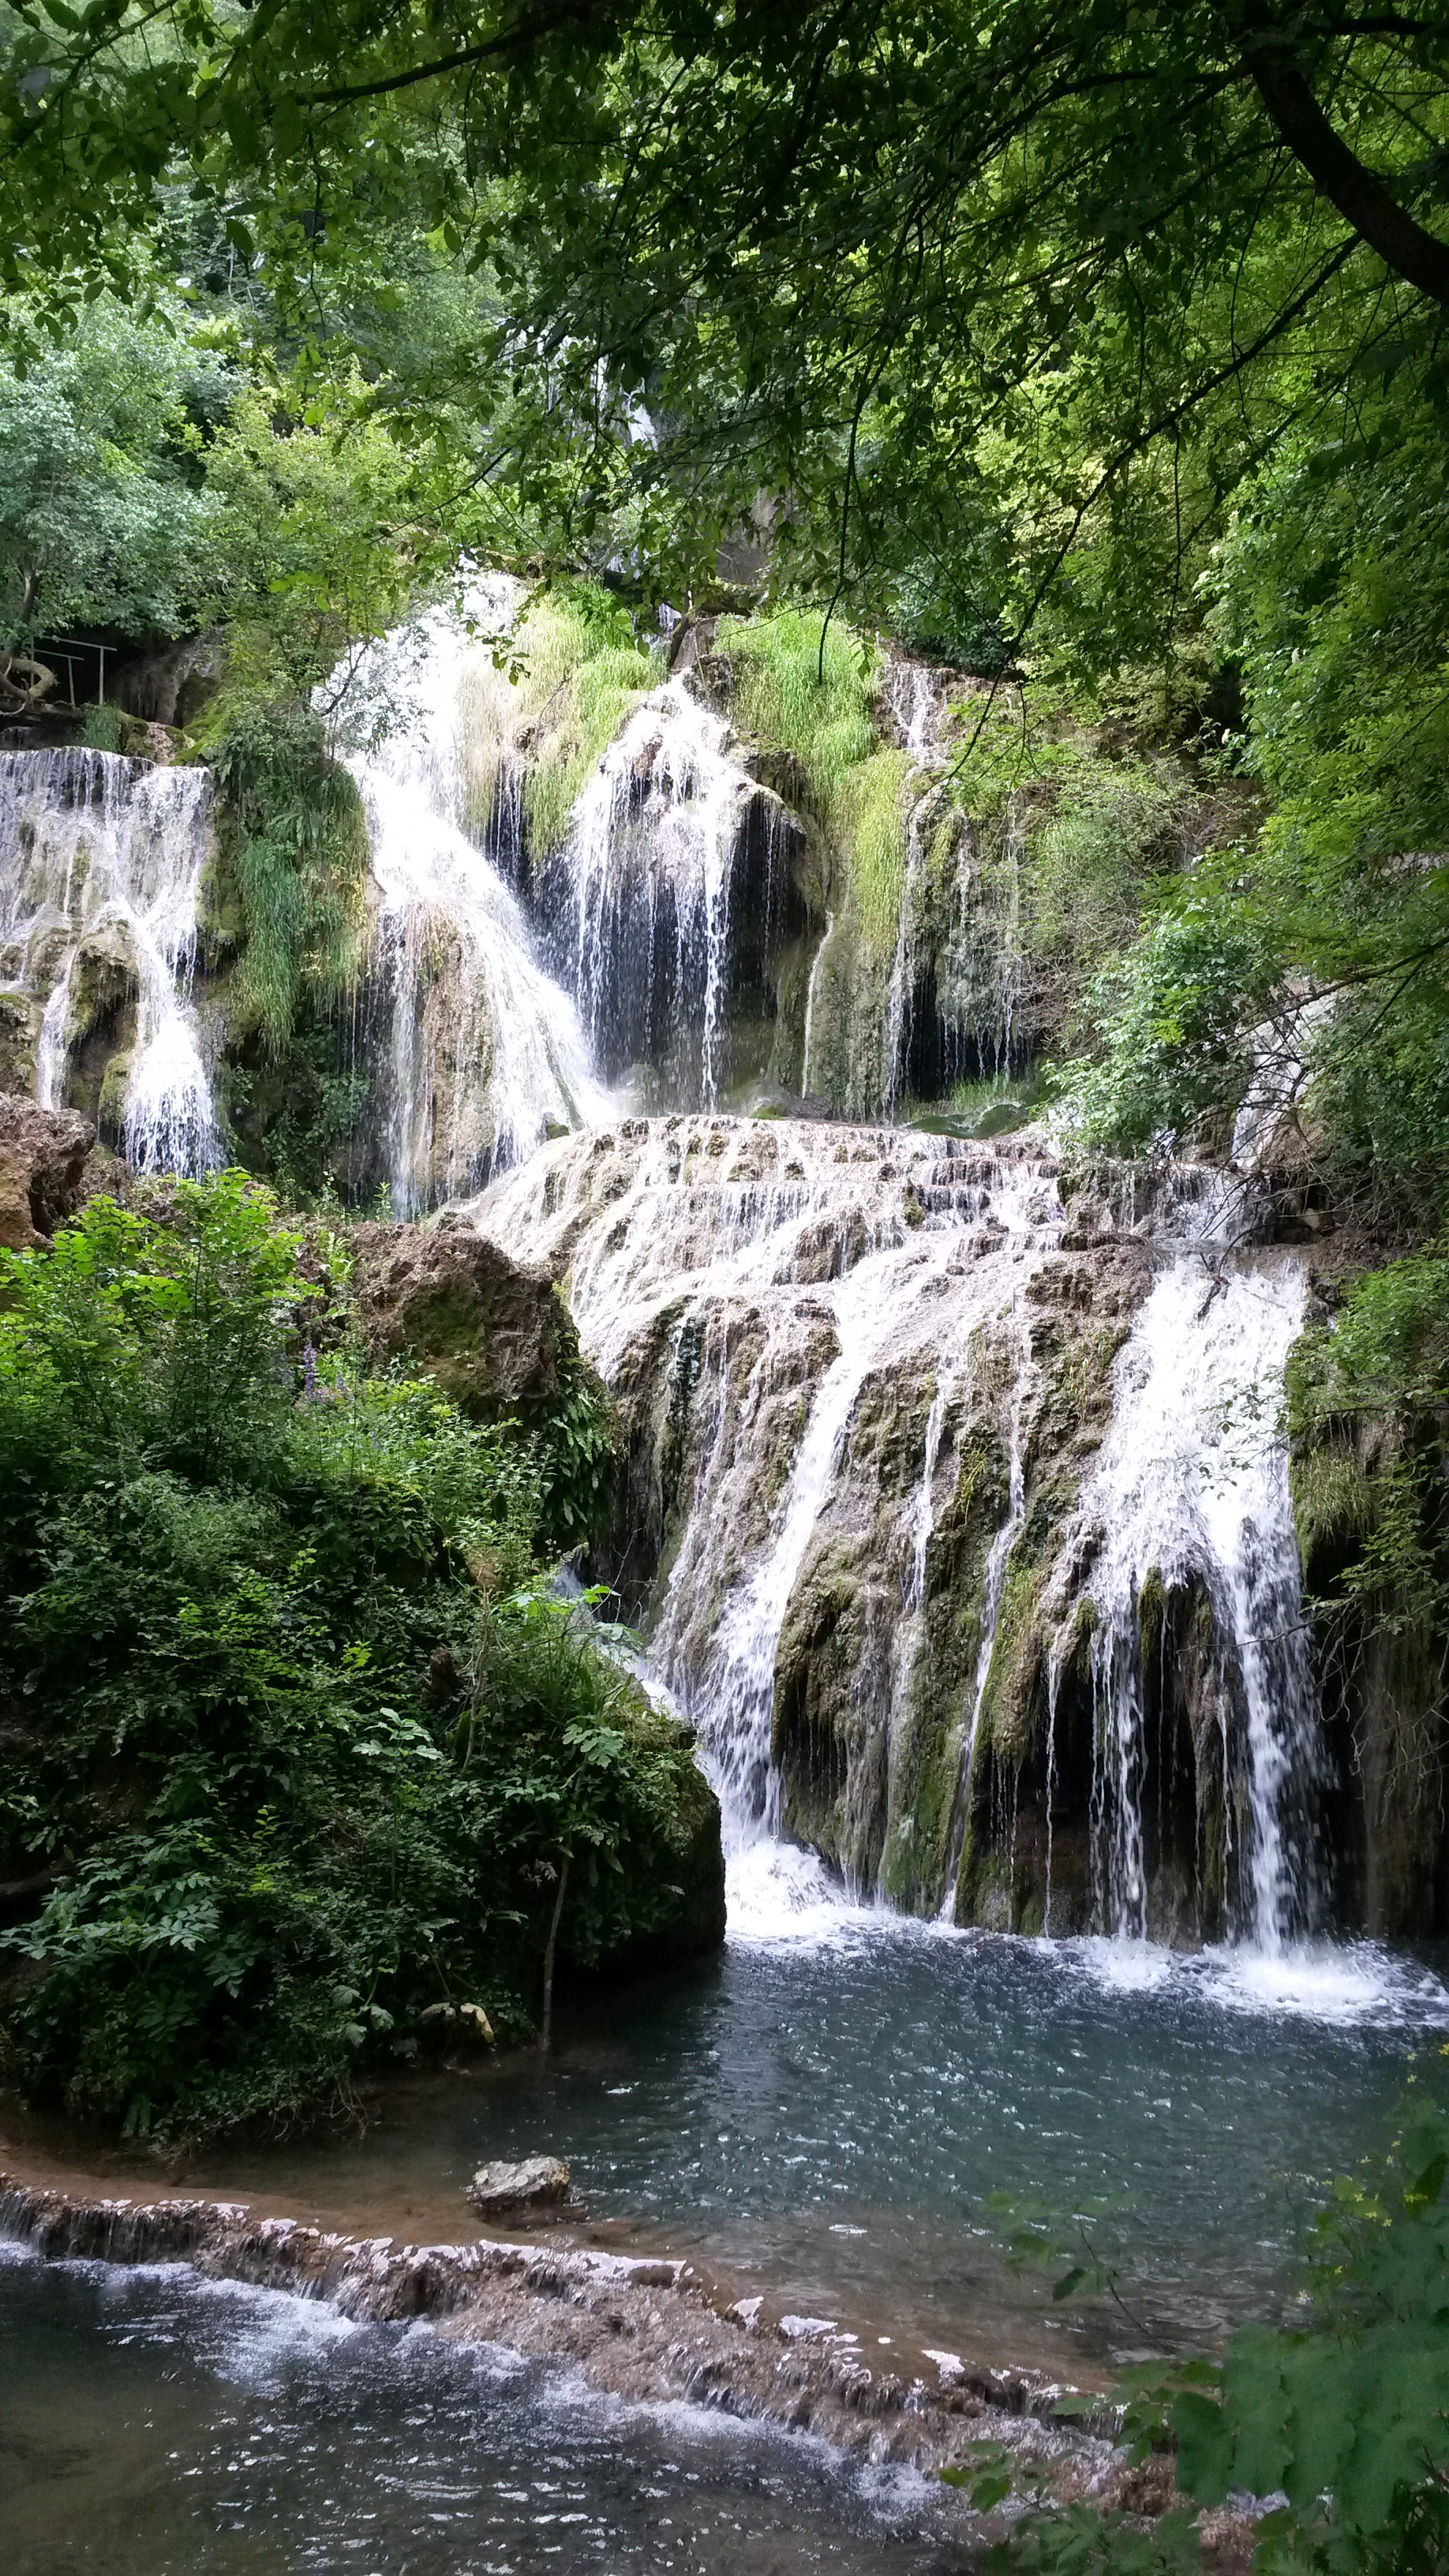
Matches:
[[0, 1093, 95, 1251], [349, 1211, 570, 1413]]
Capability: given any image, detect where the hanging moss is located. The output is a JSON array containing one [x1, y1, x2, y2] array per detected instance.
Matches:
[[717, 609, 909, 952], [207, 700, 370, 1059]]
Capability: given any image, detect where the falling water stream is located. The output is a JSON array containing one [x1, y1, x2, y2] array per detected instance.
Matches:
[[0, 747, 219, 1169], [331, 591, 608, 1210]]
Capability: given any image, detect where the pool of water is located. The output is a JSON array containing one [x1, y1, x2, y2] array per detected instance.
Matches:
[[128, 1850, 1449, 2372], [0, 2241, 965, 2576]]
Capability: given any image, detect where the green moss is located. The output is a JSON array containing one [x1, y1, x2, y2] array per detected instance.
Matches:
[[977, 1552, 1048, 1765], [1138, 1565, 1166, 1668], [1290, 1437, 1380, 1567], [717, 608, 908, 953], [500, 583, 658, 855], [210, 702, 370, 1059]]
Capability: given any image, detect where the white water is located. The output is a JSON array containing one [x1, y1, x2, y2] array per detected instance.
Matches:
[[1064, 1257, 1317, 1950], [474, 1118, 1065, 1859], [0, 747, 219, 1170], [800, 908, 834, 1095], [564, 678, 762, 1105], [327, 589, 607, 1211], [470, 1112, 1394, 2006]]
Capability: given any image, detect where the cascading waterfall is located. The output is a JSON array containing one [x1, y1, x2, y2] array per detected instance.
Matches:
[[473, 1118, 1065, 1861], [327, 590, 607, 1212], [475, 1114, 1331, 1959], [0, 747, 219, 1170], [1063, 1255, 1320, 1950], [560, 679, 773, 1105]]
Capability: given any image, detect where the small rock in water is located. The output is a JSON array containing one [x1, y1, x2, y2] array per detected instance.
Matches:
[[467, 2155, 571, 2216]]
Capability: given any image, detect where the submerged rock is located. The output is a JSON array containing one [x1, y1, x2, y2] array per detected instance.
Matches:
[[467, 2156, 572, 2217], [0, 1092, 95, 1250]]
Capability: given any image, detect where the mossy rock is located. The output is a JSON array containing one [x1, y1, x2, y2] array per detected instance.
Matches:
[[0, 993, 39, 1095], [976, 1552, 1049, 1766], [98, 1050, 132, 1136]]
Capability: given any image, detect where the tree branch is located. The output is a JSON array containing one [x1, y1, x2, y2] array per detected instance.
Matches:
[[1222, 2, 1449, 301]]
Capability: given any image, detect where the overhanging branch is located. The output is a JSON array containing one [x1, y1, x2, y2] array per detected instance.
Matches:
[[1222, 1, 1449, 302]]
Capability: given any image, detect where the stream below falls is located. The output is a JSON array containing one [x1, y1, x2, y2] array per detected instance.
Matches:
[[3, 1887, 1447, 2571]]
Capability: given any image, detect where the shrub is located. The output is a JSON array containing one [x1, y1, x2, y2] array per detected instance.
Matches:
[[0, 1174, 710, 2138]]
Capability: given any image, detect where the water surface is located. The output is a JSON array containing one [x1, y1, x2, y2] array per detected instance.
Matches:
[[0, 2242, 963, 2576], [129, 1862, 1449, 2369]]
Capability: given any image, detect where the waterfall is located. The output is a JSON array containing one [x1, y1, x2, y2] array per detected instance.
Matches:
[[800, 909, 833, 1095], [0, 747, 218, 1170], [560, 679, 765, 1104], [1066, 1256, 1320, 1950], [327, 589, 607, 1213], [472, 1119, 1065, 1857], [474, 1118, 1331, 1957], [706, 1292, 888, 1833]]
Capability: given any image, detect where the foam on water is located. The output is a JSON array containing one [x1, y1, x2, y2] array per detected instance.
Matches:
[[723, 1837, 887, 1950]]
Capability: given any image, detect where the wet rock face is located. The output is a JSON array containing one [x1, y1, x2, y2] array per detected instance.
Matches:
[[474, 1115, 1418, 1949], [349, 1212, 568, 1413], [0, 1091, 95, 1250]]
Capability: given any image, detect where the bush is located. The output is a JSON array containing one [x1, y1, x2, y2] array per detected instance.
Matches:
[[0, 1174, 715, 2138], [983, 2085, 1449, 2576], [1047, 902, 1277, 1153]]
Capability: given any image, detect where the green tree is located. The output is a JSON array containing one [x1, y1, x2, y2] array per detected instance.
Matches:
[[0, 298, 230, 642]]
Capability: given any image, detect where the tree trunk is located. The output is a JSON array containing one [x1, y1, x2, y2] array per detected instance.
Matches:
[[539, 1849, 570, 2051]]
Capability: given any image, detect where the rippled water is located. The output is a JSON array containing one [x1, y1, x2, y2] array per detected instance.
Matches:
[[6, 1863, 1447, 2570], [0, 2243, 962, 2575], [160, 1853, 1449, 2371]]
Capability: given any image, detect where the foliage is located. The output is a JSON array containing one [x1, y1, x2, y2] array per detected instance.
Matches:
[[512, 582, 659, 857], [0, 298, 230, 642], [1026, 757, 1189, 975], [718, 609, 908, 945], [210, 700, 370, 1058], [1286, 1252, 1449, 1701], [196, 383, 443, 719], [0, 1174, 710, 2139], [1049, 902, 1278, 1154]]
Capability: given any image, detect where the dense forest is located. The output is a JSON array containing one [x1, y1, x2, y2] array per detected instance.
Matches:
[[3, 6, 1449, 2573]]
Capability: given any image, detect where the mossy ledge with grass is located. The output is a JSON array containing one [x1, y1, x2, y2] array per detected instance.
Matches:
[[0, 1151, 724, 2144]]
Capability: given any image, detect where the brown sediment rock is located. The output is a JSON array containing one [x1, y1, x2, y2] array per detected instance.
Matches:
[[0, 2169, 1121, 2493], [0, 1092, 95, 1251], [349, 1211, 568, 1413]]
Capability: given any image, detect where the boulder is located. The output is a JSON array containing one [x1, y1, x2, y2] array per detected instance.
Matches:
[[466, 2155, 572, 2218], [0, 1094, 95, 1252], [349, 1214, 567, 1413]]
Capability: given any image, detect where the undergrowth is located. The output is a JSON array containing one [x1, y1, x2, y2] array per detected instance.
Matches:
[[0, 1173, 716, 2140]]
